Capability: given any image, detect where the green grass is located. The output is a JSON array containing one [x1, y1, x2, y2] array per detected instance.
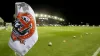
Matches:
[[0, 26, 100, 56]]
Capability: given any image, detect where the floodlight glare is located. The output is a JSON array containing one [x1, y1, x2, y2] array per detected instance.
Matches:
[[59, 18, 64, 21], [34, 13, 65, 22], [60, 19, 62, 21], [35, 14, 38, 17], [40, 14, 43, 17], [44, 15, 47, 17], [54, 16, 57, 19]]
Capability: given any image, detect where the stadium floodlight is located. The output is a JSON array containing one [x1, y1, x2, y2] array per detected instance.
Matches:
[[60, 18, 65, 21], [40, 14, 44, 17], [56, 18, 61, 21], [59, 18, 63, 21], [54, 16, 57, 19], [44, 15, 47, 17], [35, 14, 39, 17]]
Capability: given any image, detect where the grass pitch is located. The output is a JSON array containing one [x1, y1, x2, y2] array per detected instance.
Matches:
[[0, 26, 100, 56]]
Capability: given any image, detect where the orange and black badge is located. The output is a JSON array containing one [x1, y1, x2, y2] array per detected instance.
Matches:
[[11, 12, 35, 44]]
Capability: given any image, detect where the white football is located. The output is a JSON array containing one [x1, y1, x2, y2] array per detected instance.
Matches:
[[73, 36, 76, 38], [86, 33, 88, 34], [48, 42, 52, 46]]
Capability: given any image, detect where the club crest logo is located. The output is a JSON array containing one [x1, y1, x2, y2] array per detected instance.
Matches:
[[11, 12, 35, 44]]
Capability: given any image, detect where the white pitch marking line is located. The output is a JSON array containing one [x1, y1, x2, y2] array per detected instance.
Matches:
[[92, 47, 100, 56]]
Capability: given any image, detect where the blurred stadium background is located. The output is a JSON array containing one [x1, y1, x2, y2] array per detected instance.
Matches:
[[0, 13, 66, 27], [0, 13, 100, 27], [0, 11, 100, 56]]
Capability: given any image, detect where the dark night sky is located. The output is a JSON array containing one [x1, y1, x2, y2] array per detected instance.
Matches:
[[0, 0, 100, 25]]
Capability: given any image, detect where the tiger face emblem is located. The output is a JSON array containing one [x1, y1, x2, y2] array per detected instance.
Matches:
[[11, 12, 35, 44]]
